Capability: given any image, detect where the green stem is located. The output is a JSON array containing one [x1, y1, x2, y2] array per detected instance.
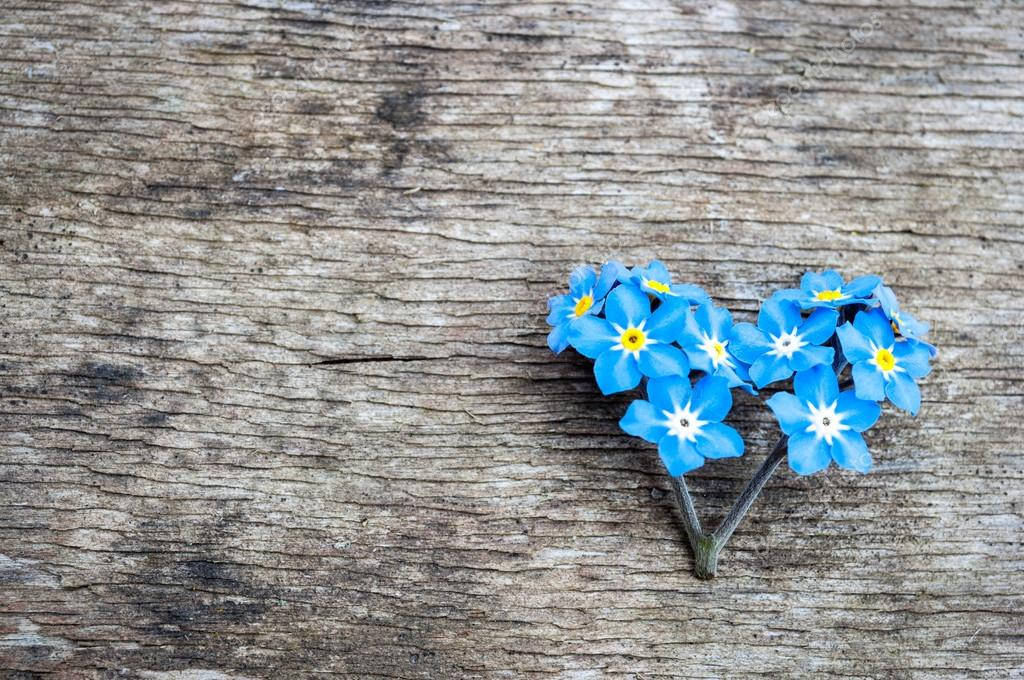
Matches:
[[664, 436, 789, 580], [693, 534, 720, 580]]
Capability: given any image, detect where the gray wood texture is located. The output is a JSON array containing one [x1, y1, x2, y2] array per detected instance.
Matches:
[[1, 1, 1022, 677]]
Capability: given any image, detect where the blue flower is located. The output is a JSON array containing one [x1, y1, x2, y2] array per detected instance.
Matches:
[[872, 284, 937, 357], [620, 374, 744, 475], [836, 307, 933, 415], [675, 303, 754, 393], [729, 297, 838, 388], [546, 262, 622, 354], [766, 365, 881, 475], [776, 269, 881, 309], [623, 260, 711, 304], [568, 284, 691, 394]]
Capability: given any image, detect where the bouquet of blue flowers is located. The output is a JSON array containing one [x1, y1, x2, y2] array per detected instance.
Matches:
[[547, 262, 936, 578]]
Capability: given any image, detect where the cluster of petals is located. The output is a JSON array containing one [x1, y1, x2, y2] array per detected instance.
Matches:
[[546, 264, 935, 476]]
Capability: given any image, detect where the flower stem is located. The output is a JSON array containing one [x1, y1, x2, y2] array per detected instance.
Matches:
[[711, 436, 788, 547], [664, 436, 789, 579], [693, 533, 720, 580], [668, 472, 702, 553]]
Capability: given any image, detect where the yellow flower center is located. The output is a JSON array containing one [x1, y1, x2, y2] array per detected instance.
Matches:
[[875, 347, 895, 372], [815, 289, 843, 302], [621, 327, 647, 351], [573, 294, 593, 317], [712, 341, 725, 358], [647, 280, 671, 294]]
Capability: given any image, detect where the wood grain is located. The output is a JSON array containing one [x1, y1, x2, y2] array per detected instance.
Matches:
[[1, 1, 1022, 677]]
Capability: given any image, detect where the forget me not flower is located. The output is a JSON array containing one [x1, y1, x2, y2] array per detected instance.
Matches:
[[623, 260, 712, 304], [836, 307, 933, 415], [767, 365, 881, 475], [569, 284, 690, 394], [730, 297, 838, 388], [872, 284, 937, 358], [546, 262, 622, 353], [675, 303, 754, 393], [620, 374, 743, 475], [776, 269, 881, 309]]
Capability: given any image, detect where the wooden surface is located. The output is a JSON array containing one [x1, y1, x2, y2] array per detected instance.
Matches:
[[1, 1, 1023, 677]]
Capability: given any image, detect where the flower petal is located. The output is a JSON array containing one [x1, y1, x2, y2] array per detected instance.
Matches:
[[836, 322, 874, 363], [594, 261, 624, 299], [696, 422, 744, 460], [729, 322, 771, 363], [695, 304, 733, 342], [787, 432, 832, 475], [711, 305, 735, 340], [831, 431, 872, 473], [593, 350, 642, 395], [789, 344, 834, 371], [885, 371, 921, 415], [619, 265, 642, 285], [693, 303, 713, 336], [897, 311, 931, 340], [690, 375, 732, 422], [793, 365, 839, 406], [801, 269, 844, 295], [873, 283, 898, 315], [682, 345, 713, 373], [669, 283, 711, 305], [749, 353, 794, 388], [637, 343, 690, 378], [836, 389, 881, 431], [909, 337, 938, 358], [644, 260, 672, 283], [894, 340, 932, 379], [844, 274, 882, 299], [546, 294, 574, 325], [547, 322, 570, 354], [676, 306, 705, 348], [619, 400, 669, 443], [851, 360, 886, 401], [568, 265, 597, 297], [799, 307, 839, 345], [568, 316, 618, 358], [766, 391, 808, 435], [853, 307, 895, 348], [646, 375, 692, 412], [658, 434, 705, 476], [646, 297, 690, 341], [771, 288, 804, 304], [714, 362, 756, 395], [758, 297, 802, 337], [604, 284, 651, 328]]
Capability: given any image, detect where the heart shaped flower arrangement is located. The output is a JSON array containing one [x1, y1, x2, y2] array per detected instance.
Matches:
[[547, 262, 936, 578]]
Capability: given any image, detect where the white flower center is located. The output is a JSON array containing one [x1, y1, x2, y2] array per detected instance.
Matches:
[[767, 327, 807, 360], [698, 333, 734, 370], [662, 402, 708, 443], [804, 400, 849, 445]]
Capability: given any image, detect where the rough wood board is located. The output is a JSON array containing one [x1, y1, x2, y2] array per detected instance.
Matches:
[[1, 1, 1022, 677]]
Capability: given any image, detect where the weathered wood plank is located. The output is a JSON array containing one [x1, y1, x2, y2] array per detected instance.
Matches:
[[1, 0, 1022, 677]]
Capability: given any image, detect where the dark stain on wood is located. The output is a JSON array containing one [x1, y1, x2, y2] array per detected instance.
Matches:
[[376, 89, 427, 128]]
